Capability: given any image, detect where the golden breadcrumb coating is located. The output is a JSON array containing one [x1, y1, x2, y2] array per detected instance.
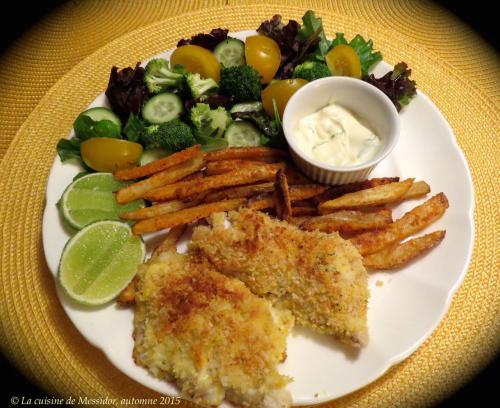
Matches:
[[133, 249, 294, 407], [189, 209, 369, 347]]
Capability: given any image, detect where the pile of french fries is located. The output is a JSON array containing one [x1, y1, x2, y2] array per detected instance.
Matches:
[[113, 145, 448, 270]]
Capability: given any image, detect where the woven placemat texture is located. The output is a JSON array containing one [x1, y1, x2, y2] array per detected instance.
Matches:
[[0, 1, 498, 407], [0, 0, 226, 161]]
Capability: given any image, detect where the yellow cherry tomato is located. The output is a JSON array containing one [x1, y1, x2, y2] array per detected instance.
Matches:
[[325, 44, 362, 79], [245, 35, 281, 84], [170, 45, 220, 82], [81, 138, 143, 172], [261, 78, 308, 119]]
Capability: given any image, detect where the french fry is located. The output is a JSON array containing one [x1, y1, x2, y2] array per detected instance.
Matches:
[[284, 163, 313, 184], [315, 177, 400, 203], [400, 180, 430, 200], [363, 230, 446, 269], [189, 191, 211, 202], [290, 185, 326, 199], [132, 198, 246, 234], [205, 146, 287, 162], [273, 169, 292, 220], [116, 156, 205, 204], [204, 182, 274, 203], [246, 196, 274, 211], [120, 200, 200, 220], [292, 198, 317, 207], [144, 163, 284, 202], [151, 225, 187, 258], [288, 216, 314, 226], [206, 159, 312, 184], [318, 179, 414, 213], [206, 160, 267, 175], [302, 208, 393, 233], [350, 193, 449, 255], [181, 170, 205, 182], [247, 184, 326, 210], [291, 206, 318, 216], [114, 145, 202, 180]]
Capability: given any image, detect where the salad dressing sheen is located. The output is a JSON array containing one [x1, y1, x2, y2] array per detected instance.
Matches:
[[294, 103, 381, 166]]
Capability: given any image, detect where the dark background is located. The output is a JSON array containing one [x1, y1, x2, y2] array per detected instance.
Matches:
[[1, 1, 498, 406]]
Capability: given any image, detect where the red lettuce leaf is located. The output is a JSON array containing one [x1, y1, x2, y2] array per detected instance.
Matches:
[[362, 62, 417, 111], [177, 28, 229, 50], [105, 63, 149, 121]]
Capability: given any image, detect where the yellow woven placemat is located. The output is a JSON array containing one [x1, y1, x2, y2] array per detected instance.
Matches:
[[0, 1, 498, 407]]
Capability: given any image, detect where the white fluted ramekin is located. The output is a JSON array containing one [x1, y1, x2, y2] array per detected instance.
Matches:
[[283, 76, 400, 185]]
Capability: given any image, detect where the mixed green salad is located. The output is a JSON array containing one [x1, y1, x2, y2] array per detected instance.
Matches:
[[57, 10, 416, 175]]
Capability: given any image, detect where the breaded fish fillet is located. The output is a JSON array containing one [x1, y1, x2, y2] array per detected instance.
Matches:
[[190, 209, 369, 347], [133, 249, 294, 408]]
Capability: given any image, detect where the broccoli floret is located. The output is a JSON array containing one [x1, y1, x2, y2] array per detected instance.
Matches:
[[219, 65, 262, 102], [186, 72, 218, 98], [190, 103, 231, 139], [292, 61, 331, 82], [141, 119, 196, 152], [144, 59, 185, 94]]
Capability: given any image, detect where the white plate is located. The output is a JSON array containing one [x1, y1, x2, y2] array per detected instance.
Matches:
[[42, 31, 474, 406]]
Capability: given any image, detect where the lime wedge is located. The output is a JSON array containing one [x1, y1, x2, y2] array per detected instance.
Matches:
[[59, 173, 144, 230], [58, 220, 145, 305]]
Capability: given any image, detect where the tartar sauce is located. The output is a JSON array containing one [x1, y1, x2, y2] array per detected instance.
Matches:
[[294, 103, 381, 166]]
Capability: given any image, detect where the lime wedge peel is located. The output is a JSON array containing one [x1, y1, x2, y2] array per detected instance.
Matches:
[[59, 172, 144, 230], [58, 220, 145, 305]]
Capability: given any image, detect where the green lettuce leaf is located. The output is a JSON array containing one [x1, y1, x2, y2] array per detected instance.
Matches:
[[348, 34, 383, 76], [298, 10, 330, 58], [309, 32, 382, 76], [73, 115, 121, 140], [330, 32, 348, 48], [123, 114, 146, 142], [56, 138, 81, 162]]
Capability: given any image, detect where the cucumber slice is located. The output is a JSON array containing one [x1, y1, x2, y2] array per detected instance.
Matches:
[[225, 121, 262, 147], [142, 93, 183, 124], [230, 102, 263, 114], [213, 38, 245, 67], [82, 107, 122, 128]]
